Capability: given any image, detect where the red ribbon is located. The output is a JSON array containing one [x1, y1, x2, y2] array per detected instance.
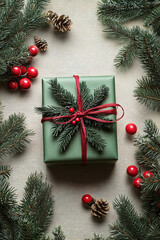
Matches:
[[41, 75, 124, 165]]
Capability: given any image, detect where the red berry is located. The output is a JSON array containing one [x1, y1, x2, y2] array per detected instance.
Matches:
[[69, 107, 75, 113], [72, 120, 76, 125], [125, 123, 137, 135], [8, 80, 18, 90], [82, 194, 93, 206], [76, 117, 80, 122], [11, 66, 21, 77], [28, 45, 39, 56], [143, 171, 153, 179], [127, 165, 138, 177], [20, 66, 27, 75], [19, 78, 31, 90], [158, 188, 160, 195], [27, 66, 38, 78], [133, 178, 142, 189]]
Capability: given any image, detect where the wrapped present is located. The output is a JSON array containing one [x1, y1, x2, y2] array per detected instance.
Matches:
[[39, 75, 124, 165]]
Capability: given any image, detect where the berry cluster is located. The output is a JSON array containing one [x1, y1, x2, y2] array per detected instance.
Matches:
[[69, 107, 80, 125], [127, 165, 160, 209], [8, 45, 39, 90]]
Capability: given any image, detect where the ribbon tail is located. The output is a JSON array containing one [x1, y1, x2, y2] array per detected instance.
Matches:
[[80, 118, 87, 166]]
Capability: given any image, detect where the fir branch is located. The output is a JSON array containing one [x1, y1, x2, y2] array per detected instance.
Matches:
[[114, 42, 137, 69], [87, 85, 109, 109], [0, 0, 49, 81], [18, 172, 53, 239], [36, 106, 69, 117], [0, 101, 3, 124], [145, 6, 160, 35], [97, 0, 160, 23], [86, 234, 107, 240], [84, 116, 114, 130], [134, 119, 160, 170], [134, 77, 160, 111], [52, 226, 66, 240], [86, 127, 106, 152], [0, 113, 34, 160], [80, 81, 93, 110], [103, 19, 135, 43], [58, 124, 79, 152], [49, 79, 77, 108], [110, 195, 149, 240], [0, 165, 12, 178], [0, 171, 54, 240]]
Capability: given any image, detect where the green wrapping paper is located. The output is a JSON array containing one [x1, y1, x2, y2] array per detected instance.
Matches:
[[42, 76, 118, 164]]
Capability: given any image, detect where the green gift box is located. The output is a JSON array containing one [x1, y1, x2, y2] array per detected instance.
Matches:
[[42, 76, 118, 165]]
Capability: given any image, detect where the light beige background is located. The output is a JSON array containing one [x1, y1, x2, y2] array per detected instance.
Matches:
[[0, 1, 159, 239]]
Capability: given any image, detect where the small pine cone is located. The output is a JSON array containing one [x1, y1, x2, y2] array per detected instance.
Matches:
[[45, 10, 58, 25], [34, 37, 48, 52], [54, 15, 72, 32], [91, 199, 109, 218]]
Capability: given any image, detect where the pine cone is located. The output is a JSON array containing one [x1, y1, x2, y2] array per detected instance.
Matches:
[[34, 37, 48, 52], [46, 11, 58, 25], [91, 199, 109, 218], [54, 15, 72, 32]]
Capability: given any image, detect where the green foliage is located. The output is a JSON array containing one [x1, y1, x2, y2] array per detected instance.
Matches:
[[98, 0, 160, 111], [0, 171, 54, 240], [0, 109, 34, 160], [0, 0, 49, 82], [134, 119, 160, 171], [86, 234, 107, 240], [52, 226, 66, 240], [36, 79, 114, 153], [0, 165, 12, 178]]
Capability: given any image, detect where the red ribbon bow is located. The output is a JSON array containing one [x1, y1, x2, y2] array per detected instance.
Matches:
[[41, 75, 124, 165]]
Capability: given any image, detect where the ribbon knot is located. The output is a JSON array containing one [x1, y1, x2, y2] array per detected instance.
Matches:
[[41, 75, 124, 165], [75, 111, 84, 117]]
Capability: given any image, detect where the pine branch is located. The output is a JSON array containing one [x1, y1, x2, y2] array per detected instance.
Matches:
[[84, 117, 114, 131], [145, 6, 160, 35], [86, 234, 107, 240], [109, 195, 149, 240], [0, 165, 12, 178], [86, 127, 106, 152], [0, 0, 50, 81], [36, 106, 69, 117], [134, 77, 160, 111], [114, 42, 137, 69], [0, 175, 18, 239], [0, 102, 3, 124], [0, 171, 54, 240], [52, 226, 66, 240], [58, 124, 79, 152], [134, 119, 160, 170], [97, 0, 160, 23], [49, 79, 77, 108], [18, 172, 53, 239], [0, 113, 34, 160], [80, 81, 93, 110], [87, 85, 109, 109], [103, 19, 135, 43]]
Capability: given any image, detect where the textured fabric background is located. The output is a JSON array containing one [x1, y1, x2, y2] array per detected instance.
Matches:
[[0, 1, 159, 239]]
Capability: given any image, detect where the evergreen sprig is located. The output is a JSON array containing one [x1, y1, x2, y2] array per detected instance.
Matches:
[[0, 107, 34, 160], [36, 79, 114, 153], [0, 0, 49, 82], [98, 0, 160, 111], [0, 171, 54, 240], [52, 226, 66, 240]]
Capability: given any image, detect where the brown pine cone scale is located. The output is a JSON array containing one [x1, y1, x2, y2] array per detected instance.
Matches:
[[46, 10, 72, 32], [91, 199, 109, 218], [34, 37, 48, 52]]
